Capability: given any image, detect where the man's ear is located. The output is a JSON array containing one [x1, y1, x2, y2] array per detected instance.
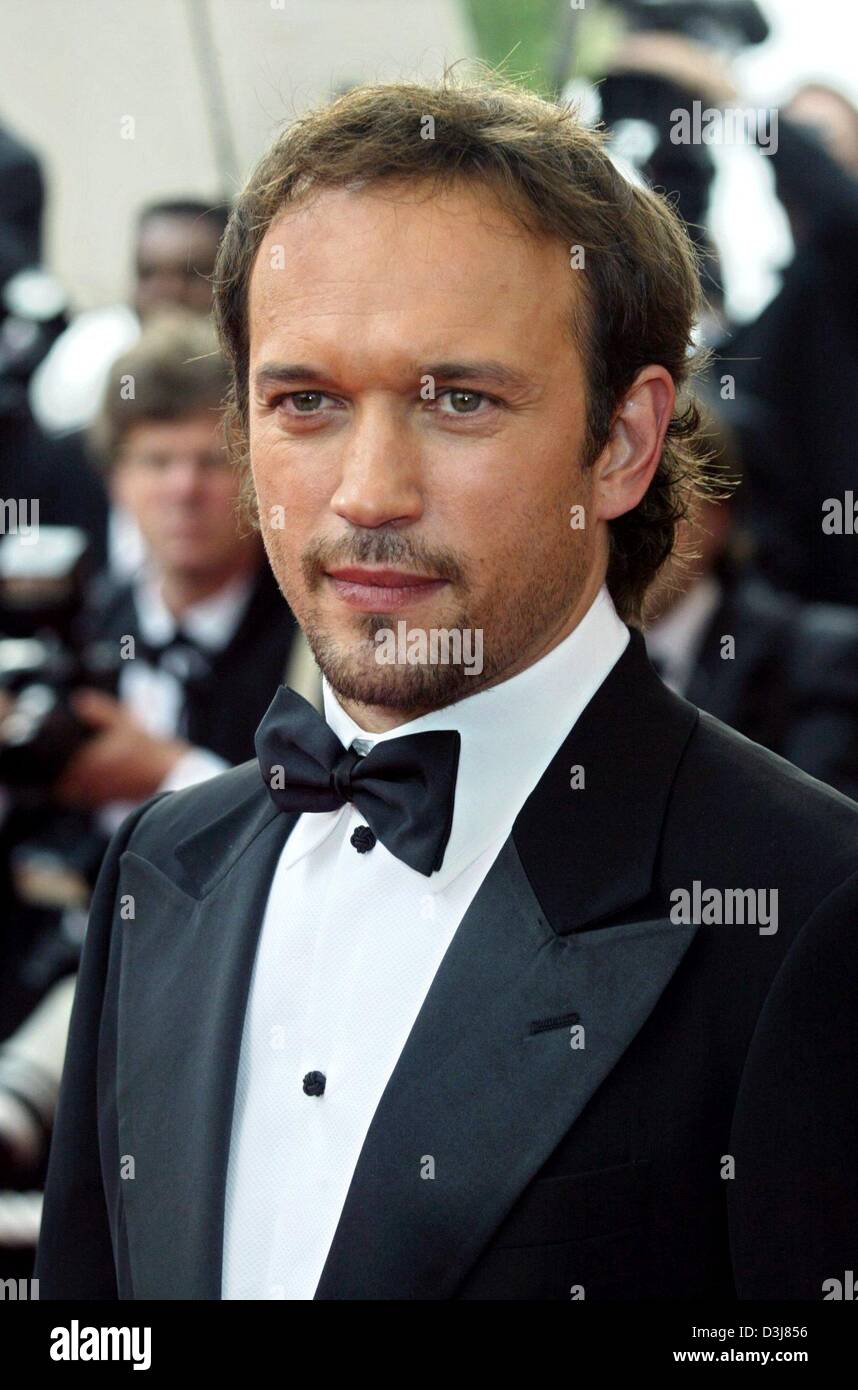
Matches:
[[592, 366, 675, 522]]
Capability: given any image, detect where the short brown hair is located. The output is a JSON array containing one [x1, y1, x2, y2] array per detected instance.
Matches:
[[91, 310, 230, 465], [213, 68, 713, 623]]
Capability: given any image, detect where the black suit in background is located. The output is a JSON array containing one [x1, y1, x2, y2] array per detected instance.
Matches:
[[34, 631, 858, 1300], [87, 559, 298, 767], [728, 117, 858, 606], [682, 576, 858, 802]]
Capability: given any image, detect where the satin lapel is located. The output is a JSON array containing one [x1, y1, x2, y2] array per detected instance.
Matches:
[[314, 836, 698, 1299], [512, 629, 700, 932], [114, 804, 297, 1299]]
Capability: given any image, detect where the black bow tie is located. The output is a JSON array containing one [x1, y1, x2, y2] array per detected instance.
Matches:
[[255, 686, 461, 876]]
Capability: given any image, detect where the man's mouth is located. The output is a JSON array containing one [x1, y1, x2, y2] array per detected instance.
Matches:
[[324, 566, 448, 612]]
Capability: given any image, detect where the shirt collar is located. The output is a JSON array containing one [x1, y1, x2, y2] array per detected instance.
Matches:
[[133, 568, 255, 653], [312, 584, 629, 891]]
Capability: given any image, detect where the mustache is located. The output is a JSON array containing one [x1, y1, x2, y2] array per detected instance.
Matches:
[[300, 530, 468, 589]]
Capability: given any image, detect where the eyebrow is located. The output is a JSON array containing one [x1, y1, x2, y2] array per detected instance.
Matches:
[[421, 361, 535, 393], [254, 364, 330, 393], [253, 359, 537, 395]]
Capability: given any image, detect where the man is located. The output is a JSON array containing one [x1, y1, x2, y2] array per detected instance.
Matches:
[[36, 75, 858, 1301], [30, 198, 230, 440], [132, 199, 232, 321], [645, 415, 858, 802]]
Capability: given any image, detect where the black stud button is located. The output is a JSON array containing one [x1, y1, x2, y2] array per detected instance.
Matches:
[[350, 824, 376, 854], [303, 1071, 326, 1096]]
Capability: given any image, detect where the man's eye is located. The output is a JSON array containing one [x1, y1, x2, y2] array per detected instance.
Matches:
[[435, 389, 491, 415], [275, 391, 337, 414]]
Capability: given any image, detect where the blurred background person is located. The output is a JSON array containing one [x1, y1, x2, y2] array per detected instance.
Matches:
[[568, 5, 858, 608], [30, 198, 230, 439], [0, 116, 110, 570], [65, 307, 302, 812], [726, 82, 858, 606], [562, 1, 774, 345], [29, 199, 231, 580], [0, 114, 43, 294], [645, 404, 858, 799]]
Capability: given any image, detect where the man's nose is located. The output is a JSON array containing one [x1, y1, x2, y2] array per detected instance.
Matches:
[[330, 404, 423, 529], [163, 457, 206, 498]]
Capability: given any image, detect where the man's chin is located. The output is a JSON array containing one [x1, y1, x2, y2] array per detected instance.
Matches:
[[327, 664, 478, 715], [305, 629, 483, 715]]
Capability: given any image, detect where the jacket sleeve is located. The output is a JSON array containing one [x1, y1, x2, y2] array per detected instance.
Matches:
[[728, 866, 858, 1299], [770, 115, 858, 267], [34, 793, 168, 1299]]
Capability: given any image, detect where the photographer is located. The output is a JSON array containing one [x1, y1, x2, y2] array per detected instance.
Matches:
[[0, 310, 313, 1202]]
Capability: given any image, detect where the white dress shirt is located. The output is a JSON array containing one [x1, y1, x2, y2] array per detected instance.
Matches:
[[221, 585, 629, 1300]]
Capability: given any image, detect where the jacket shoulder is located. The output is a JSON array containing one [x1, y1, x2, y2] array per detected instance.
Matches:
[[674, 709, 858, 876], [123, 759, 266, 859]]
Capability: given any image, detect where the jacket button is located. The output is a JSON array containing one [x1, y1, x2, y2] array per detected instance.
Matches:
[[303, 1071, 326, 1096]]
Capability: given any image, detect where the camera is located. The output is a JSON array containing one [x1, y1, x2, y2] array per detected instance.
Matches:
[[0, 525, 119, 909]]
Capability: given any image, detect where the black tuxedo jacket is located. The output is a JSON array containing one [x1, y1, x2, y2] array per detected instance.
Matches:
[[35, 632, 858, 1300]]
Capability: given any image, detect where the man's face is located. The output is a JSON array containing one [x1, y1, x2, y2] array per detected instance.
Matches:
[[134, 215, 220, 319], [112, 413, 253, 582], [247, 180, 604, 718]]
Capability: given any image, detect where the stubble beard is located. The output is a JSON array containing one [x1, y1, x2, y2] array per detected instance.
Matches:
[[261, 519, 593, 718]]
